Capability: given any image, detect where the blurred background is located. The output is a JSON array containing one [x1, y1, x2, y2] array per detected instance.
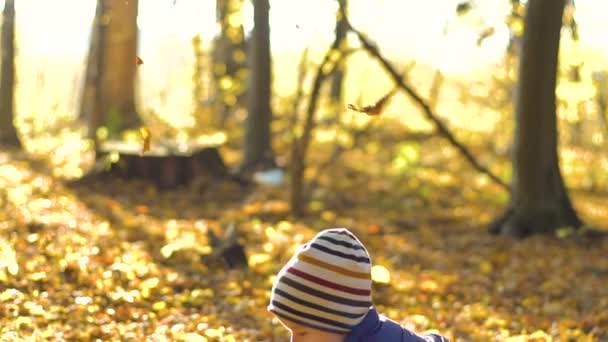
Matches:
[[1, 0, 608, 340]]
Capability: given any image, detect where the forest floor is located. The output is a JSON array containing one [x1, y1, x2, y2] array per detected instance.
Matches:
[[1, 133, 607, 341]]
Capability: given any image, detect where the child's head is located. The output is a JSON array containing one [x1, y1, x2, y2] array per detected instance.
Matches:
[[268, 228, 373, 341]]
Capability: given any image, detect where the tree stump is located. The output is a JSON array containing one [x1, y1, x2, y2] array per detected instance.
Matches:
[[98, 140, 228, 189]]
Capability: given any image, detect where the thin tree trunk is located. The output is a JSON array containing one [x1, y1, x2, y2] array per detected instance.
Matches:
[[101, 0, 141, 132], [592, 71, 608, 141], [0, 0, 20, 147], [491, 0, 581, 237], [80, 0, 103, 126], [330, 0, 348, 105], [290, 37, 348, 216], [91, 0, 108, 147], [241, 0, 275, 171], [213, 0, 247, 125]]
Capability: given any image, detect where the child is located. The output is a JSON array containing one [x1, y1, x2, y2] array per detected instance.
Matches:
[[268, 228, 450, 342]]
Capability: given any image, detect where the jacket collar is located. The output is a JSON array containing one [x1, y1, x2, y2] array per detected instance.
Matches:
[[344, 307, 381, 342]]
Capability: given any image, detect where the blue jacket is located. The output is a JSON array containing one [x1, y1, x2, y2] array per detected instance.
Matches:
[[344, 308, 450, 342]]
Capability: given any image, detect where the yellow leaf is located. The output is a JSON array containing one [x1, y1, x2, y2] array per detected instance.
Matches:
[[479, 261, 493, 274], [0, 237, 18, 276], [249, 253, 271, 266], [175, 333, 207, 342], [152, 301, 167, 311], [15, 316, 32, 330], [420, 279, 439, 292], [371, 265, 391, 284], [30, 272, 46, 281], [192, 288, 214, 298], [411, 314, 429, 327], [0, 288, 24, 302], [204, 328, 222, 338], [141, 277, 160, 290], [160, 243, 179, 259], [529, 330, 552, 340]]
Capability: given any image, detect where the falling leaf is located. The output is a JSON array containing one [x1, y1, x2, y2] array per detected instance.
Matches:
[[456, 1, 472, 15], [347, 89, 397, 116], [140, 127, 151, 154], [476, 27, 495, 46]]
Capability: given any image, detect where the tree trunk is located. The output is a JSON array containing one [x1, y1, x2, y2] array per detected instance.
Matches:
[[330, 0, 348, 105], [592, 71, 608, 141], [241, 0, 275, 171], [213, 0, 247, 125], [101, 0, 141, 132], [0, 0, 20, 147], [80, 0, 105, 141], [491, 0, 581, 237], [81, 0, 141, 140]]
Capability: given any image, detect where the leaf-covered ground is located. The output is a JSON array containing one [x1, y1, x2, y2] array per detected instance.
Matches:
[[1, 143, 607, 342]]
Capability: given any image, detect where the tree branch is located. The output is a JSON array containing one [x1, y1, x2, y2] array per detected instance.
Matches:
[[338, 4, 509, 191], [290, 39, 355, 214]]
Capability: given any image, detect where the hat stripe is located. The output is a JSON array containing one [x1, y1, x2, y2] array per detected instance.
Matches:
[[271, 300, 354, 330], [280, 276, 372, 307], [311, 242, 371, 263], [271, 289, 366, 325], [270, 294, 363, 326], [269, 307, 350, 334], [318, 235, 365, 250], [312, 238, 370, 260], [272, 288, 366, 319], [275, 276, 370, 312], [287, 267, 371, 296], [294, 258, 372, 290], [298, 254, 369, 279], [334, 229, 359, 241]]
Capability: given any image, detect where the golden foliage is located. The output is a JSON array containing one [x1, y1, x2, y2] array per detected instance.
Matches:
[[0, 145, 606, 341]]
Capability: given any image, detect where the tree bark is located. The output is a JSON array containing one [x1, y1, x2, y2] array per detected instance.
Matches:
[[80, 0, 105, 141], [241, 0, 275, 171], [330, 0, 348, 105], [102, 0, 142, 132], [81, 0, 141, 140], [491, 0, 581, 237], [0, 0, 20, 147]]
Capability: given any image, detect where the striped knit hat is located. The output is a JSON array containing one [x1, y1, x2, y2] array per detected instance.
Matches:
[[268, 228, 372, 334]]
